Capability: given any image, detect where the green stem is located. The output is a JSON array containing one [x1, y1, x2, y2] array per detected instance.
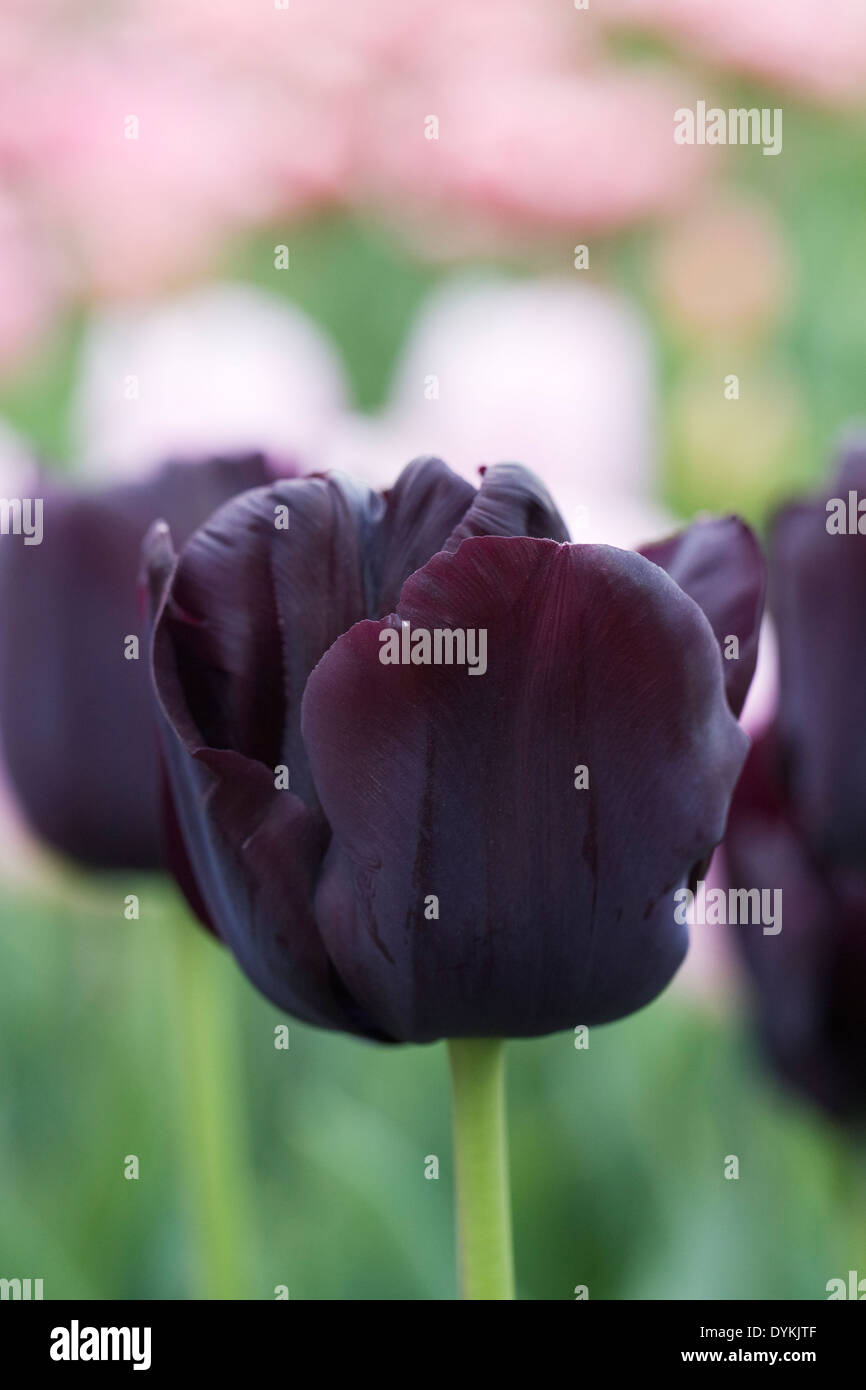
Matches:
[[171, 909, 251, 1299], [447, 1038, 515, 1300]]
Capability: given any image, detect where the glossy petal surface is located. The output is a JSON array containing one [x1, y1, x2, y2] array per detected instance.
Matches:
[[303, 536, 748, 1041]]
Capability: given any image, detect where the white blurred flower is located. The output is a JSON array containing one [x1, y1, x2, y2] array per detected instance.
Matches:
[[0, 417, 36, 491], [71, 283, 352, 479], [363, 274, 669, 544], [69, 273, 669, 552]]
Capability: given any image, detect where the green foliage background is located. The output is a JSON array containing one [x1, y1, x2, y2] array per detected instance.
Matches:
[[0, 875, 861, 1300]]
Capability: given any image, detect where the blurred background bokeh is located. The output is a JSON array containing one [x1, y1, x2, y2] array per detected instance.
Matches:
[[1, 0, 865, 1299]]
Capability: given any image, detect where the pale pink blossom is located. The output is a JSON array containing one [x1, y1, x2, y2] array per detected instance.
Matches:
[[0, 193, 63, 371], [652, 193, 794, 341], [151, 0, 580, 85], [363, 66, 708, 249], [605, 0, 866, 104], [740, 619, 779, 741], [0, 0, 712, 345], [21, 48, 285, 297]]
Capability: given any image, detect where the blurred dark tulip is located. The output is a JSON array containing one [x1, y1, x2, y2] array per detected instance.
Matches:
[[725, 730, 866, 1123], [723, 442, 866, 1121], [146, 457, 764, 1043], [770, 443, 866, 868], [0, 454, 285, 869]]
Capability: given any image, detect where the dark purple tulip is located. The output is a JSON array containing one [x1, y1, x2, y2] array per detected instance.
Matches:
[[0, 453, 285, 869], [721, 440, 866, 1121], [725, 730, 866, 1122], [146, 457, 763, 1043], [769, 442, 866, 867], [640, 517, 765, 718]]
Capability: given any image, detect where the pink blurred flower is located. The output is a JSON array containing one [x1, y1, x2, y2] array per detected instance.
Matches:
[[21, 48, 286, 297], [0, 193, 64, 371], [740, 619, 780, 741], [363, 66, 707, 250], [152, 0, 579, 84], [0, 0, 714, 356], [652, 193, 794, 341], [605, 0, 866, 104], [0, 5, 351, 312]]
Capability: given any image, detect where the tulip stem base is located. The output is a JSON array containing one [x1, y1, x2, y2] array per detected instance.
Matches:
[[171, 908, 251, 1299], [447, 1038, 515, 1300]]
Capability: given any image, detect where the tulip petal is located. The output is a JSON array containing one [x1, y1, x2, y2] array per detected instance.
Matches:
[[302, 535, 748, 1042], [146, 472, 399, 1034], [148, 456, 571, 1028], [640, 517, 765, 717], [152, 459, 480, 806], [371, 456, 475, 611], [443, 461, 570, 550], [364, 456, 570, 610], [147, 458, 485, 1036], [152, 473, 380, 802]]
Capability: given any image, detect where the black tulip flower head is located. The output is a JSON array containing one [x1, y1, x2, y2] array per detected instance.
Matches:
[[146, 457, 764, 1044], [0, 453, 290, 870], [724, 440, 866, 1122]]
